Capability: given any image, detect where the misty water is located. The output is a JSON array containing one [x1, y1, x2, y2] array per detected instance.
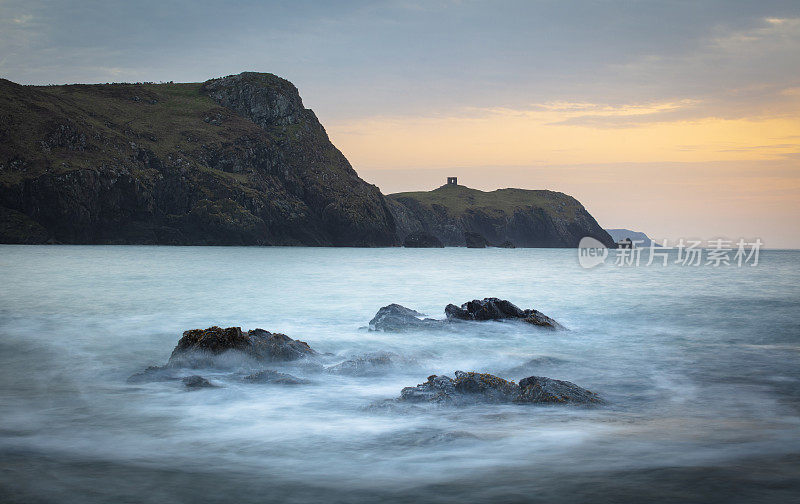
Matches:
[[1, 246, 799, 503]]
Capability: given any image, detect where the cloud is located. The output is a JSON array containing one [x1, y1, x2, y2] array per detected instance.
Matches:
[[326, 99, 800, 172]]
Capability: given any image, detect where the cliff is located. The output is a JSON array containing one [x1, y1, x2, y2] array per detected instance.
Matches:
[[388, 184, 615, 248], [0, 72, 396, 245], [0, 73, 613, 248]]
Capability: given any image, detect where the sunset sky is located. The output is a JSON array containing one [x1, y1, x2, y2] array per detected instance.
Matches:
[[2, 0, 799, 246]]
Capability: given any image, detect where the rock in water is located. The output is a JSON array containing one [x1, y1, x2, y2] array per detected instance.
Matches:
[[167, 326, 315, 367], [498, 240, 516, 248], [368, 304, 443, 331], [463, 231, 489, 248], [403, 231, 444, 248], [515, 376, 602, 404], [400, 371, 516, 404], [369, 298, 563, 331], [399, 371, 601, 405], [182, 375, 217, 389], [445, 297, 564, 330]]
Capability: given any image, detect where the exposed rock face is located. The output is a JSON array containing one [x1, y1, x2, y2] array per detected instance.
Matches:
[[399, 371, 601, 405], [463, 231, 489, 248], [445, 298, 564, 330], [388, 184, 616, 248], [402, 231, 444, 248], [516, 376, 601, 404], [0, 73, 396, 245], [167, 326, 315, 367], [368, 304, 442, 332]]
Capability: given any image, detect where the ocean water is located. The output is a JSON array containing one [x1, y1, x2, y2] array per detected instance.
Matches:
[[0, 245, 798, 503]]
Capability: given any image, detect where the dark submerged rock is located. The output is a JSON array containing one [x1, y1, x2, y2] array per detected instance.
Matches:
[[126, 365, 177, 383], [398, 371, 601, 406], [326, 351, 413, 376], [403, 231, 444, 248], [243, 369, 309, 385], [182, 375, 217, 389], [167, 326, 316, 367], [445, 297, 564, 330], [368, 304, 443, 332]]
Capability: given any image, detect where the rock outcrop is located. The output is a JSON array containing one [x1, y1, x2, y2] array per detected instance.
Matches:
[[399, 371, 602, 405], [0, 73, 396, 245], [369, 298, 563, 331], [388, 183, 615, 248], [368, 304, 443, 332], [129, 325, 318, 383], [182, 375, 217, 389], [128, 324, 320, 388], [515, 375, 602, 404], [168, 326, 315, 367], [445, 298, 564, 329]]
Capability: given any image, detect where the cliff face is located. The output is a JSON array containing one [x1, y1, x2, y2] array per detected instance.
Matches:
[[0, 72, 397, 245], [388, 184, 616, 248]]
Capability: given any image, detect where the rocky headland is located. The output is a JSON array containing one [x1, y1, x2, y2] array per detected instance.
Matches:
[[0, 73, 395, 245], [1, 72, 614, 247], [388, 183, 616, 248]]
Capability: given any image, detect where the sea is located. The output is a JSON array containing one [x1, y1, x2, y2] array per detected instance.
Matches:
[[1, 245, 798, 503]]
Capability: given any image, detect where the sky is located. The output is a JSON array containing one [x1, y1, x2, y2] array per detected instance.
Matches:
[[1, 0, 799, 247]]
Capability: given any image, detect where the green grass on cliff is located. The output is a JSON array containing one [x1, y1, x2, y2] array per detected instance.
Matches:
[[0, 79, 282, 186], [38, 81, 254, 158], [389, 184, 583, 219]]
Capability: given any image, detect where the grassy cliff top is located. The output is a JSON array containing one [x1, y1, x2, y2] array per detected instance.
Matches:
[[0, 75, 299, 186], [389, 184, 584, 219]]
